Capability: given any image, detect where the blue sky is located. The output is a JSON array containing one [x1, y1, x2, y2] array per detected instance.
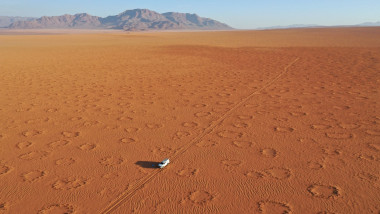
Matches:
[[1, 0, 379, 29]]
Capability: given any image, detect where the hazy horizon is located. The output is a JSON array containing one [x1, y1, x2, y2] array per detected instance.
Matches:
[[1, 0, 379, 29]]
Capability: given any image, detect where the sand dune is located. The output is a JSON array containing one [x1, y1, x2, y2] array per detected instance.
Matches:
[[0, 27, 379, 213]]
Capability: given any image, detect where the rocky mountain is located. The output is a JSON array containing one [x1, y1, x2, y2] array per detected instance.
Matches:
[[0, 16, 35, 28], [163, 12, 230, 30], [8, 9, 232, 31], [101, 9, 172, 30]]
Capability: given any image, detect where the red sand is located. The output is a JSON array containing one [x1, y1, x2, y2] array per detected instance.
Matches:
[[0, 27, 379, 213]]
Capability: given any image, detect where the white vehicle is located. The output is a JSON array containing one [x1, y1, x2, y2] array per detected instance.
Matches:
[[158, 158, 170, 168]]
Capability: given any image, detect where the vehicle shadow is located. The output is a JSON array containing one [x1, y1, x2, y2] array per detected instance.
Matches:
[[135, 161, 160, 169]]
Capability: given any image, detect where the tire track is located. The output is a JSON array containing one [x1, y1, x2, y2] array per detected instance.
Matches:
[[100, 57, 300, 214], [171, 57, 299, 161]]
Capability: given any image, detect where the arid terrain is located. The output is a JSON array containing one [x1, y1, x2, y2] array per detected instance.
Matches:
[[0, 27, 379, 213]]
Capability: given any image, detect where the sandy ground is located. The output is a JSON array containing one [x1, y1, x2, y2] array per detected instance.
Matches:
[[0, 27, 379, 213]]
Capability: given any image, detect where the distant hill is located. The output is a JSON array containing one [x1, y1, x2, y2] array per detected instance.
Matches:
[[357, 21, 380, 26], [256, 24, 321, 30], [0, 16, 35, 28], [257, 22, 380, 30], [8, 9, 232, 31]]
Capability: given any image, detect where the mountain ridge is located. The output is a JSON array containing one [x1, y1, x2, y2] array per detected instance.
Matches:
[[3, 11, 380, 30], [7, 9, 232, 31], [0, 16, 35, 28]]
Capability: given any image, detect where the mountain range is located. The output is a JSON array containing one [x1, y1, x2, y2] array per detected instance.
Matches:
[[2, 9, 232, 31], [2, 10, 380, 31]]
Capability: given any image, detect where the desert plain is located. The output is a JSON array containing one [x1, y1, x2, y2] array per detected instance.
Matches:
[[0, 27, 379, 213]]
